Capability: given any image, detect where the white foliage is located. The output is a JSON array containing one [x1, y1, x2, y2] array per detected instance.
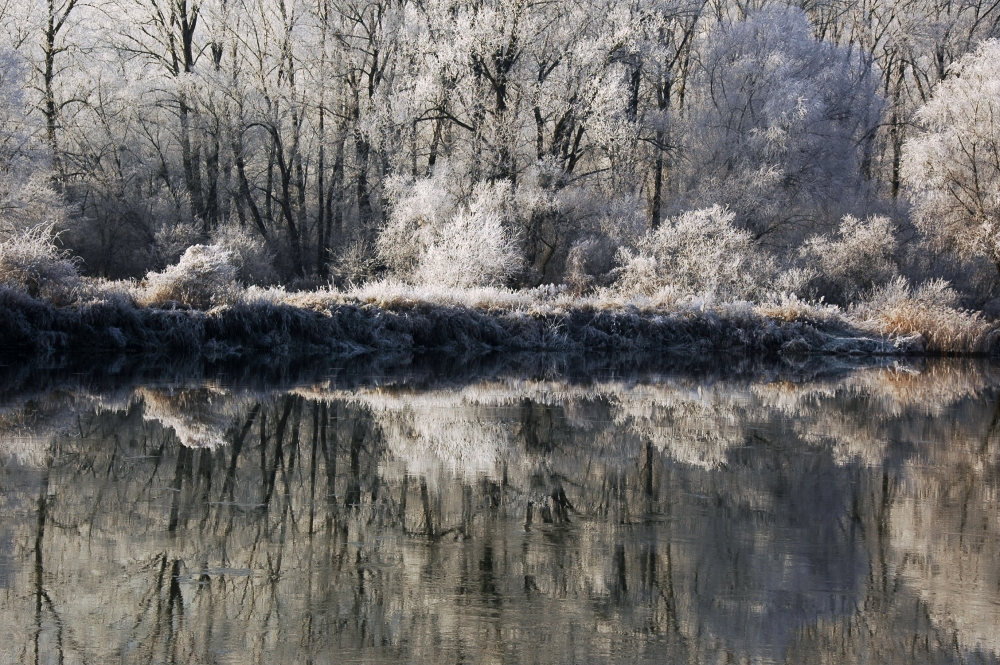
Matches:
[[379, 174, 521, 288], [415, 182, 521, 288], [0, 224, 79, 301], [377, 167, 460, 278], [679, 7, 882, 240], [143, 243, 237, 308], [613, 205, 772, 299], [903, 39, 1000, 275], [801, 214, 899, 301], [0, 175, 70, 236]]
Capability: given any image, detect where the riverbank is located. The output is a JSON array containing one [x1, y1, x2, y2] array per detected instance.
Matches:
[[0, 280, 995, 359]]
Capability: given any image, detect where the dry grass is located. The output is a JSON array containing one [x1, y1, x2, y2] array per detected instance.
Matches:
[[0, 244, 997, 357], [297, 279, 586, 314], [867, 302, 994, 352], [754, 293, 843, 324], [854, 278, 999, 354]]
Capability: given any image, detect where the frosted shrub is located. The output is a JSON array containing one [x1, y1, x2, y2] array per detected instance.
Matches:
[[377, 168, 459, 279], [415, 183, 520, 288], [0, 176, 70, 236], [154, 219, 203, 266], [211, 224, 277, 285], [801, 214, 899, 303], [613, 206, 771, 300], [564, 236, 616, 295], [0, 225, 79, 302], [333, 238, 379, 286], [379, 174, 520, 288], [143, 244, 237, 309]]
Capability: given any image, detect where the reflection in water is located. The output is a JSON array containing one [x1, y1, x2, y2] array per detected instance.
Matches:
[[1, 360, 1000, 663]]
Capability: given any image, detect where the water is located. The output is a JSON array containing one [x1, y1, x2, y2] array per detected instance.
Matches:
[[2, 357, 1000, 664]]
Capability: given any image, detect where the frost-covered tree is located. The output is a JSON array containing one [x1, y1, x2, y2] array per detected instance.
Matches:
[[677, 7, 883, 244], [0, 0, 998, 299], [903, 39, 1000, 279]]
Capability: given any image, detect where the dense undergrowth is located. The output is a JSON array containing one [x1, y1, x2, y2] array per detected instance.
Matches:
[[1, 228, 996, 358], [0, 274, 994, 358]]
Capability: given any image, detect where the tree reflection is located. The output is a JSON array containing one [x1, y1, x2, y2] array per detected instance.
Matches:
[[1, 361, 1000, 662]]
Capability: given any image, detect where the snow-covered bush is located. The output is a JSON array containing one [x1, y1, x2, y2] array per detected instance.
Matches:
[[143, 244, 237, 308], [801, 214, 899, 303], [415, 188, 521, 288], [379, 175, 520, 288], [0, 225, 79, 302], [0, 176, 70, 236], [377, 168, 460, 279], [612, 206, 773, 300]]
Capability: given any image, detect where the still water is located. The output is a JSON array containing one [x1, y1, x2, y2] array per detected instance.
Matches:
[[2, 357, 1000, 664]]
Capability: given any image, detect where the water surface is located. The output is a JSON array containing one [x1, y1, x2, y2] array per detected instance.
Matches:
[[2, 357, 999, 664]]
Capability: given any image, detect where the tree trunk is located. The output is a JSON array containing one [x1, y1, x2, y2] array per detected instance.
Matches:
[[355, 130, 372, 229]]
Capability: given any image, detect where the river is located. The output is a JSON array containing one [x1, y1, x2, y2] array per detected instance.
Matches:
[[1, 356, 998, 663]]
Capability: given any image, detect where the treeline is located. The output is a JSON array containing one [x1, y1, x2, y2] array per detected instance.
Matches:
[[2, 0, 1000, 305]]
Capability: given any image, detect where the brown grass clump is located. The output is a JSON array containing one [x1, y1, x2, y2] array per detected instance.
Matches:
[[855, 278, 998, 353]]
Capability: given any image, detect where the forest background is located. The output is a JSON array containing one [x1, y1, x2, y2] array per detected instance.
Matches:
[[4, 0, 1000, 345]]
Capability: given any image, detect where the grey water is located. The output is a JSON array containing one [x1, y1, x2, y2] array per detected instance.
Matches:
[[2, 356, 1000, 664]]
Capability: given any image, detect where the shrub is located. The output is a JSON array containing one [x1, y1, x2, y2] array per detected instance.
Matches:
[[564, 235, 616, 295], [211, 224, 277, 285], [801, 214, 899, 303], [332, 238, 379, 286], [143, 244, 237, 309], [154, 219, 203, 266], [0, 176, 70, 236], [415, 183, 521, 288], [377, 168, 459, 279], [855, 277, 997, 353], [379, 175, 521, 288], [612, 206, 773, 300], [0, 224, 79, 303]]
